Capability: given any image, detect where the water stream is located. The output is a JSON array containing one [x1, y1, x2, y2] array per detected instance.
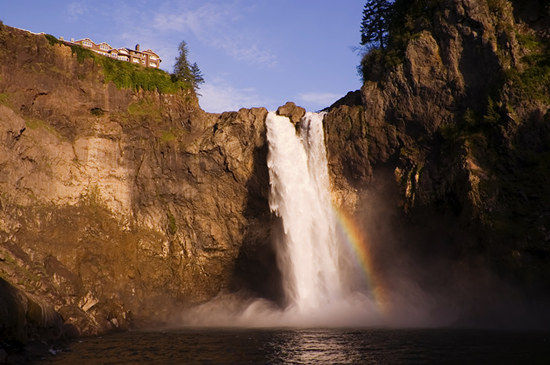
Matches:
[[180, 111, 379, 327], [266, 111, 344, 310]]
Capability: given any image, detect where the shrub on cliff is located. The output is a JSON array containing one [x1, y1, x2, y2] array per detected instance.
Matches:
[[49, 40, 190, 93], [45, 34, 61, 46], [42, 34, 197, 94], [98, 56, 189, 93]]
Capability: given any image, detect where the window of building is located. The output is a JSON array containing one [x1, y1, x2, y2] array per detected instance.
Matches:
[[100, 44, 109, 50], [83, 41, 92, 47]]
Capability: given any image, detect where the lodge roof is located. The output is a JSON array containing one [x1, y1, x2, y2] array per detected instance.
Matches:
[[73, 38, 159, 58]]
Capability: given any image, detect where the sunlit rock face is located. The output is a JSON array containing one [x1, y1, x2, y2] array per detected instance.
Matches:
[[1, 0, 550, 343], [0, 26, 272, 339], [276, 101, 306, 125]]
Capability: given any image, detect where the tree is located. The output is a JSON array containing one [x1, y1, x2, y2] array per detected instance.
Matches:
[[190, 62, 204, 89], [360, 0, 392, 49], [173, 40, 204, 91], [174, 41, 192, 83]]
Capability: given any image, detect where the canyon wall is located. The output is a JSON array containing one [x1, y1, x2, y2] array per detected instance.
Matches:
[[0, 26, 272, 341], [0, 0, 549, 348], [323, 0, 549, 323]]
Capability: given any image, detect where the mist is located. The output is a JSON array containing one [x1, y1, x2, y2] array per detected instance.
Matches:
[[169, 123, 550, 331]]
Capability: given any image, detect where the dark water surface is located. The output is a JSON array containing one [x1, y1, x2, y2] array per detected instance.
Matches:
[[40, 328, 550, 364]]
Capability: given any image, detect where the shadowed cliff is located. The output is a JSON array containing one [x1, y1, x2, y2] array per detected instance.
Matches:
[[324, 0, 550, 326]]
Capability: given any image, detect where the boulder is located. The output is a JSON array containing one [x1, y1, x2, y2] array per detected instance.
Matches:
[[276, 102, 305, 124]]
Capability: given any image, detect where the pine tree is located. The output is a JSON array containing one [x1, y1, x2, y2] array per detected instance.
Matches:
[[174, 40, 193, 83], [190, 62, 204, 89], [360, 0, 391, 49], [174, 41, 204, 91]]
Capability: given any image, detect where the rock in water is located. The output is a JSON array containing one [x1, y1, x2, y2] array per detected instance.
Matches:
[[276, 102, 306, 124]]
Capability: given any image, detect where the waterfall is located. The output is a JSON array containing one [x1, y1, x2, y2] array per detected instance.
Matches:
[[266, 111, 344, 311], [181, 111, 382, 327]]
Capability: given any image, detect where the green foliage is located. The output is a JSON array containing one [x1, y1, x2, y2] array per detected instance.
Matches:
[[440, 99, 506, 145], [358, 47, 402, 81], [98, 56, 188, 93], [173, 40, 204, 91], [69, 44, 95, 63], [25, 118, 63, 139], [360, 0, 392, 49], [506, 38, 550, 103], [483, 98, 501, 125], [0, 92, 9, 105], [161, 130, 177, 142], [387, 0, 439, 48], [25, 118, 43, 130], [463, 108, 479, 127], [359, 0, 441, 80], [62, 43, 187, 93], [127, 99, 162, 120], [190, 62, 204, 89], [44, 34, 61, 46], [516, 32, 541, 52], [174, 41, 191, 80]]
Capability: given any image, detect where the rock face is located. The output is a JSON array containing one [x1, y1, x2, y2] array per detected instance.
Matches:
[[1, 0, 549, 347], [0, 26, 272, 341], [276, 102, 306, 124], [324, 0, 550, 319]]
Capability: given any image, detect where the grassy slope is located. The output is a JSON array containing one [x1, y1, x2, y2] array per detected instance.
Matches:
[[45, 34, 191, 94]]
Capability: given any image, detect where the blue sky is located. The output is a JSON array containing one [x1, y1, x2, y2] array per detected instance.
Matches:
[[0, 1, 364, 112]]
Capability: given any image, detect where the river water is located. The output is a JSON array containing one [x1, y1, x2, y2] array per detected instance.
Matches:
[[40, 328, 550, 364]]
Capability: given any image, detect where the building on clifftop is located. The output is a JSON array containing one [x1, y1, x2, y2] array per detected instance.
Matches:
[[69, 37, 161, 68]]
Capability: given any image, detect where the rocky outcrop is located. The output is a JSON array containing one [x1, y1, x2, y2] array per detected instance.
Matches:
[[0, 278, 66, 343], [276, 102, 305, 124], [324, 0, 550, 315], [0, 25, 272, 343]]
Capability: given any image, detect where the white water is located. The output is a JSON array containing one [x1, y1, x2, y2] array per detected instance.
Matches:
[[266, 111, 344, 310], [180, 111, 382, 327]]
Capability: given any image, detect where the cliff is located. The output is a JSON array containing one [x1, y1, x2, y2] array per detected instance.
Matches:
[[324, 0, 550, 323], [0, 25, 273, 346], [1, 0, 549, 354]]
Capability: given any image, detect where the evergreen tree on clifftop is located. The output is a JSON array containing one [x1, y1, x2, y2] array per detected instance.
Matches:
[[360, 0, 392, 49], [190, 62, 204, 88], [173, 40, 204, 91]]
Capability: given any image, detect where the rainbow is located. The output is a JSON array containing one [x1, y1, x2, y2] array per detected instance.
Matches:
[[333, 206, 390, 313]]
